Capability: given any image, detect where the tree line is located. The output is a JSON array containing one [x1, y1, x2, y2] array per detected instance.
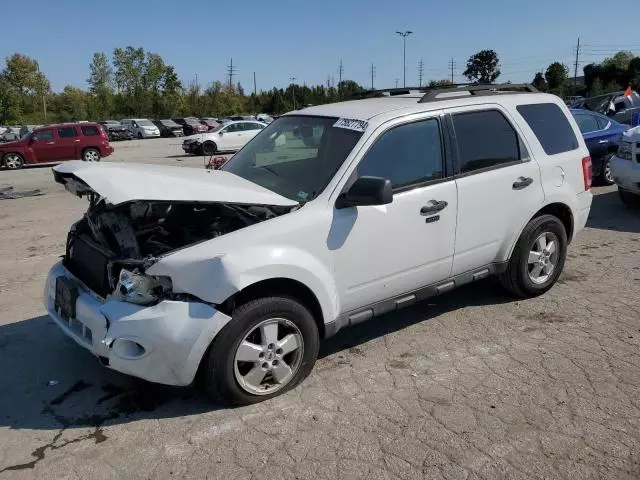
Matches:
[[1, 47, 638, 125]]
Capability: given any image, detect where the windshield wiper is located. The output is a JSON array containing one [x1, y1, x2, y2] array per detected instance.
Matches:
[[258, 165, 280, 177]]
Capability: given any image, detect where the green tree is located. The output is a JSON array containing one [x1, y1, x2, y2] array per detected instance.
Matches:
[[428, 79, 454, 88], [87, 52, 114, 119], [602, 51, 634, 71], [531, 72, 547, 92], [113, 46, 145, 115], [463, 50, 500, 83], [1, 53, 50, 123], [545, 62, 569, 91], [54, 86, 89, 122]]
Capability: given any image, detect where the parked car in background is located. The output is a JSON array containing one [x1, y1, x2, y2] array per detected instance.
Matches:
[[611, 127, 640, 208], [182, 120, 266, 156], [121, 119, 160, 139], [1, 122, 113, 169], [571, 109, 628, 185], [255, 113, 274, 124], [172, 117, 208, 136], [199, 118, 220, 130], [574, 90, 640, 126], [152, 119, 184, 137], [0, 126, 21, 142], [99, 120, 134, 141], [19, 125, 43, 139]]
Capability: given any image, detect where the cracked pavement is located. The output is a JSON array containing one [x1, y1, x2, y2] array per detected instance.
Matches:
[[1, 139, 639, 479]]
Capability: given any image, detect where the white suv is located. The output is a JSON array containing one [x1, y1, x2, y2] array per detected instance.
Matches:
[[611, 127, 640, 207], [46, 85, 592, 405]]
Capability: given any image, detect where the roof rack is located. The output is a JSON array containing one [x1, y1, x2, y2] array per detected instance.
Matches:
[[418, 83, 538, 103]]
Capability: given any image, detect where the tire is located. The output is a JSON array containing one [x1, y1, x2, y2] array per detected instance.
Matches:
[[499, 214, 568, 298], [201, 141, 217, 156], [619, 189, 640, 208], [82, 148, 101, 162], [597, 154, 615, 186], [3, 153, 24, 169], [137, 132, 143, 140], [203, 296, 319, 405]]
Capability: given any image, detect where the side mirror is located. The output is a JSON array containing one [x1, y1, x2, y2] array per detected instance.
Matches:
[[219, 131, 224, 136], [335, 176, 393, 209]]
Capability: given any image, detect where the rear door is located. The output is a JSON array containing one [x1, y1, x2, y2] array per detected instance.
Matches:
[[447, 107, 545, 275], [54, 126, 80, 160], [574, 112, 609, 162], [29, 129, 56, 162]]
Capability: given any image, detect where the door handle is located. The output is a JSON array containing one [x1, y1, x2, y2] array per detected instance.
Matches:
[[45, 142, 54, 145], [512, 176, 533, 190], [74, 139, 81, 143], [420, 200, 448, 215], [598, 139, 609, 144]]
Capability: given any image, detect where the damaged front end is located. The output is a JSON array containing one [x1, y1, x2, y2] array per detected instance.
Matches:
[[64, 195, 289, 303]]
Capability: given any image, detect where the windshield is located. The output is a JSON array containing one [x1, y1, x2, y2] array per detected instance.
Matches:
[[161, 119, 179, 126], [185, 118, 200, 125], [104, 120, 120, 125], [137, 120, 154, 127], [222, 115, 364, 202]]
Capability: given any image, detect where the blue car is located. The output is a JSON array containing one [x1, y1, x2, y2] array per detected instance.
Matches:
[[571, 108, 629, 185]]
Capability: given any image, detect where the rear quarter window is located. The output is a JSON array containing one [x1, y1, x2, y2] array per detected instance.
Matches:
[[516, 103, 579, 155], [81, 126, 100, 136]]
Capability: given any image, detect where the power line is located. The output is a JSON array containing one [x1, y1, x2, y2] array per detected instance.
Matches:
[[369, 63, 376, 90], [448, 58, 456, 83], [226, 58, 237, 90], [417, 59, 424, 87]]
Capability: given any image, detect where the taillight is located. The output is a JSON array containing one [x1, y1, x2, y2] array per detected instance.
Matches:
[[582, 156, 592, 190]]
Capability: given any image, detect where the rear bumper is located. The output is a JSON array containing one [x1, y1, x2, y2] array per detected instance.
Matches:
[[104, 145, 114, 156], [44, 261, 231, 386], [611, 155, 640, 194], [574, 190, 592, 237]]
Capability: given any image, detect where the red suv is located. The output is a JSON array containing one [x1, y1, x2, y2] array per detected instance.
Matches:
[[0, 123, 114, 170]]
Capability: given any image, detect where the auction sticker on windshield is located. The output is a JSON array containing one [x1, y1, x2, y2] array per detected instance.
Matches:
[[333, 118, 368, 132]]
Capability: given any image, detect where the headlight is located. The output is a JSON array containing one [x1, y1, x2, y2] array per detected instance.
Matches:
[[114, 269, 172, 305]]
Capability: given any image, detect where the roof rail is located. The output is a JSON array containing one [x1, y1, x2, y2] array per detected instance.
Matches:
[[418, 83, 539, 103]]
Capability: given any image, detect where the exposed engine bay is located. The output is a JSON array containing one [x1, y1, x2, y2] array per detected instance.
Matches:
[[64, 199, 290, 300]]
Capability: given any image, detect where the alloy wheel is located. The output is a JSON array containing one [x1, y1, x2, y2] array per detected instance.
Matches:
[[233, 318, 304, 395], [527, 232, 559, 284], [4, 154, 23, 169]]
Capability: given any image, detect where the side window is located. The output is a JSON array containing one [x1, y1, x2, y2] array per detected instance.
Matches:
[[595, 115, 610, 130], [452, 110, 521, 174], [573, 113, 599, 134], [81, 126, 100, 136], [516, 103, 579, 155], [356, 119, 444, 190], [225, 123, 239, 133], [33, 130, 54, 142], [58, 126, 78, 138]]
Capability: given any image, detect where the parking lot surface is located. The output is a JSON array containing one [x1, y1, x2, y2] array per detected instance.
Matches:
[[1, 138, 639, 479]]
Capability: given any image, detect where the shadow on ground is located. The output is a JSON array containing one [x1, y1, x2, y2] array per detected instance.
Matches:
[[587, 189, 640, 233], [0, 281, 513, 434]]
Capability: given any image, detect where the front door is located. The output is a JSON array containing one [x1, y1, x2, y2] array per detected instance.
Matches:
[[224, 123, 244, 149], [447, 107, 545, 275], [29, 129, 56, 162], [332, 117, 457, 313]]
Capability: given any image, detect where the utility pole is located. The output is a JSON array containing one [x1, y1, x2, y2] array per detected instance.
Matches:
[[395, 78, 399, 89], [396, 31, 413, 88], [370, 63, 376, 90], [327, 75, 331, 89], [573, 37, 580, 93], [418, 58, 424, 87], [338, 60, 344, 85], [43, 94, 47, 122], [289, 76, 296, 110], [253, 71, 257, 96], [226, 58, 237, 90], [448, 58, 456, 83]]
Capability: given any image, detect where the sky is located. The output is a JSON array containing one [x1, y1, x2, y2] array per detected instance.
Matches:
[[2, 0, 640, 93]]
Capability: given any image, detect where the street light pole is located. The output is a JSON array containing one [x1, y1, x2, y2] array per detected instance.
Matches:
[[396, 30, 413, 88]]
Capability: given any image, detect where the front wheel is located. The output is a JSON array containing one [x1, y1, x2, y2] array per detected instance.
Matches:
[[500, 214, 568, 298], [3, 153, 24, 169], [203, 296, 319, 405], [82, 148, 101, 162], [201, 141, 217, 156]]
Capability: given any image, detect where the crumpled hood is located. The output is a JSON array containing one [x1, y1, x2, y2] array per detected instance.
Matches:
[[53, 161, 298, 207]]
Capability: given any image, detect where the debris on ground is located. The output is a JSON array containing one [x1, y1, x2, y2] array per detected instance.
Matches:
[[0, 185, 43, 200]]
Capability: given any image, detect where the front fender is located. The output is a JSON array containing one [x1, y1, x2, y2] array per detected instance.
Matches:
[[146, 245, 339, 325]]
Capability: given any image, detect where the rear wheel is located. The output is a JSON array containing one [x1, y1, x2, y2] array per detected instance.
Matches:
[[619, 189, 640, 208], [82, 148, 100, 162], [201, 141, 217, 156], [137, 132, 143, 139], [500, 214, 567, 298], [598, 154, 615, 186], [3, 153, 24, 169], [203, 296, 319, 405]]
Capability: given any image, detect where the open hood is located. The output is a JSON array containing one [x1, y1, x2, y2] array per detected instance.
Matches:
[[53, 161, 298, 207]]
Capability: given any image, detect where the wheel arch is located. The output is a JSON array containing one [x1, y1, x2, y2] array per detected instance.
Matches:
[[81, 146, 100, 159]]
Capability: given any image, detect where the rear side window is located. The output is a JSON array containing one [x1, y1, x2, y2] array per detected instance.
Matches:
[[58, 127, 77, 138], [595, 115, 610, 130], [573, 113, 599, 134], [517, 103, 579, 155], [81, 125, 100, 136], [452, 110, 521, 174]]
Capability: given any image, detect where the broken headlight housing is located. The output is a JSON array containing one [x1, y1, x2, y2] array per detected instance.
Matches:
[[114, 269, 172, 306]]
